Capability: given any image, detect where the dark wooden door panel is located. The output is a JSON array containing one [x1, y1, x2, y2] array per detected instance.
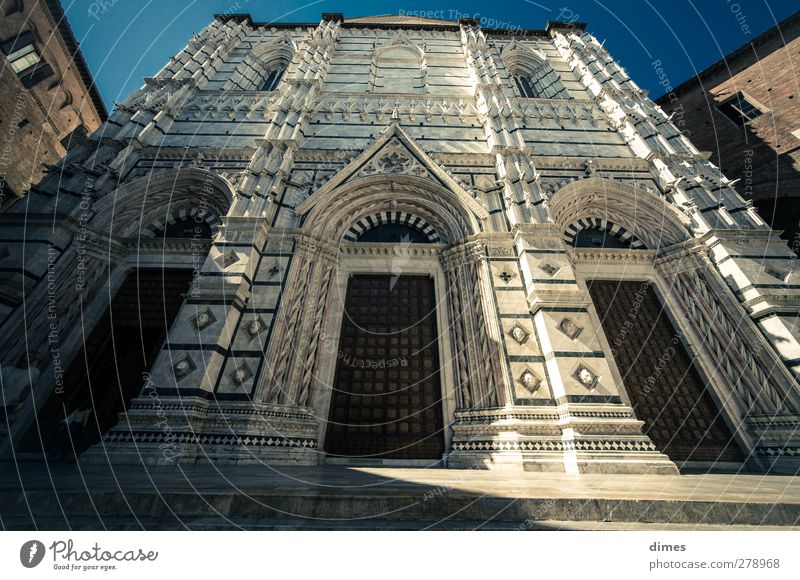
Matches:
[[325, 275, 445, 459], [587, 280, 743, 464]]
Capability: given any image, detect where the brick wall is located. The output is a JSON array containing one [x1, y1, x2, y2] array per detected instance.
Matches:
[[658, 13, 800, 241]]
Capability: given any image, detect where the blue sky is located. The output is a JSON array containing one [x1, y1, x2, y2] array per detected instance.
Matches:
[[61, 0, 798, 109]]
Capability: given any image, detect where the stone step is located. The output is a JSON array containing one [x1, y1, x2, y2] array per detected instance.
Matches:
[[3, 488, 799, 528], [2, 515, 797, 531]]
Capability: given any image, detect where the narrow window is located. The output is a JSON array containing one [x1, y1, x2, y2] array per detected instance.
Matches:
[[260, 68, 284, 91], [514, 75, 536, 98], [7, 41, 40, 72], [1, 31, 53, 87], [717, 91, 765, 126]]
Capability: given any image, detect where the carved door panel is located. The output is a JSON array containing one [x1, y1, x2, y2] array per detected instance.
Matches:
[[325, 275, 445, 459], [588, 280, 743, 464]]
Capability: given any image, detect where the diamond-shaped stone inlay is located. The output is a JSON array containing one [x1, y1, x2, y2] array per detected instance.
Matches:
[[540, 262, 560, 277], [498, 269, 516, 284], [229, 363, 253, 385], [245, 316, 267, 338], [193, 308, 216, 331], [172, 354, 196, 380], [518, 369, 542, 394], [559, 317, 583, 340], [573, 364, 599, 391], [216, 250, 240, 270], [509, 324, 530, 345]]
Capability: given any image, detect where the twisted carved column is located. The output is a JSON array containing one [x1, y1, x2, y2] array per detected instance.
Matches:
[[441, 242, 503, 410], [656, 250, 800, 418], [258, 235, 338, 406]]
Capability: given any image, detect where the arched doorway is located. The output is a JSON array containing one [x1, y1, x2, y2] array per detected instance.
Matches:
[[586, 278, 743, 464], [19, 167, 232, 457], [551, 179, 745, 466], [21, 268, 195, 455], [324, 222, 446, 460]]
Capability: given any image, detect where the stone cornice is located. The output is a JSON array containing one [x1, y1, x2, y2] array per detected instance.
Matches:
[[339, 242, 444, 259], [531, 156, 650, 171], [131, 146, 257, 161], [123, 238, 212, 254], [567, 247, 656, 267], [314, 91, 478, 104]]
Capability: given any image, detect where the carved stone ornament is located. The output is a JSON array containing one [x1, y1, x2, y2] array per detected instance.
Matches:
[[357, 141, 430, 179], [509, 324, 530, 345], [559, 317, 583, 340], [539, 262, 560, 277], [378, 151, 410, 173], [518, 369, 542, 394], [229, 363, 253, 385], [498, 269, 517, 284], [216, 250, 240, 269], [573, 365, 599, 391], [193, 308, 216, 331], [246, 316, 267, 338], [173, 354, 196, 380]]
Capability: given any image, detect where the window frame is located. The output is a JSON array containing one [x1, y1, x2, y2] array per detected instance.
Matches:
[[1, 31, 53, 87], [259, 67, 285, 92], [716, 91, 767, 127]]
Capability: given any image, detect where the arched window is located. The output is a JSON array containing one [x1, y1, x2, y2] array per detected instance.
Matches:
[[344, 213, 440, 243], [567, 220, 646, 249], [223, 37, 293, 92], [371, 45, 426, 94], [573, 227, 632, 249], [513, 75, 536, 98], [260, 67, 284, 92], [502, 43, 569, 99], [510, 64, 568, 99], [356, 223, 431, 244]]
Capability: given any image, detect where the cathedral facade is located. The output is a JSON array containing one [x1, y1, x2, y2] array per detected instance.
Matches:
[[2, 13, 800, 475]]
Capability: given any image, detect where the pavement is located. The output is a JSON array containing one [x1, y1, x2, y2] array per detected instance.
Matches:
[[1, 459, 799, 530]]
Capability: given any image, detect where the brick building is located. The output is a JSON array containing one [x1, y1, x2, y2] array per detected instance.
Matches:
[[656, 12, 800, 243], [0, 0, 107, 209]]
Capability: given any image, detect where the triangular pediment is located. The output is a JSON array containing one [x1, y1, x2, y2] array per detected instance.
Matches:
[[295, 123, 489, 220]]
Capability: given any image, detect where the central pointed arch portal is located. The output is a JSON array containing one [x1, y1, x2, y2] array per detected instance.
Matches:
[[260, 138, 503, 462]]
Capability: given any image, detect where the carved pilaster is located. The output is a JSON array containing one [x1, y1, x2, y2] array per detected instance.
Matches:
[[258, 234, 338, 405], [441, 242, 503, 408], [655, 246, 800, 421]]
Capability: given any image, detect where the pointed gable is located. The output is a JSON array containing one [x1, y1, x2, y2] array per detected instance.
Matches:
[[295, 123, 489, 221]]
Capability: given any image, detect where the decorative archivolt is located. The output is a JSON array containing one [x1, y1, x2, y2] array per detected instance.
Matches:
[[90, 167, 234, 239], [140, 206, 220, 239], [563, 217, 646, 249], [501, 40, 568, 99], [548, 176, 692, 250], [303, 178, 476, 245], [224, 34, 295, 91], [343, 211, 441, 243]]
